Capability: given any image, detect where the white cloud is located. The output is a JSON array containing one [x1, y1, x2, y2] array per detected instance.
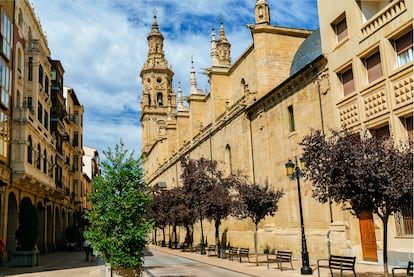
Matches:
[[30, 0, 318, 158]]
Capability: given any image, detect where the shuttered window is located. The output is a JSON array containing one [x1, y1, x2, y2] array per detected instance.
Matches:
[[335, 17, 348, 43], [340, 67, 354, 96], [365, 52, 383, 83], [395, 30, 413, 67]]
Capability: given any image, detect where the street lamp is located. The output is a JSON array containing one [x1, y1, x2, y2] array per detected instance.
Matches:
[[285, 158, 313, 275]]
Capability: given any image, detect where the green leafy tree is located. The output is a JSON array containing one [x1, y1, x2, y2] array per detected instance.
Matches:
[[15, 197, 39, 251], [301, 129, 413, 276], [233, 176, 284, 266], [85, 141, 153, 275]]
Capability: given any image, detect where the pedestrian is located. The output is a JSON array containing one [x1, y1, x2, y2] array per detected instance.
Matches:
[[83, 239, 90, 261], [0, 237, 4, 266]]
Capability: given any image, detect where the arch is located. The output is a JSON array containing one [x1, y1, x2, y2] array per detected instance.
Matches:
[[46, 205, 53, 252], [157, 92, 163, 106], [27, 135, 32, 163], [6, 193, 18, 252], [55, 206, 63, 250]]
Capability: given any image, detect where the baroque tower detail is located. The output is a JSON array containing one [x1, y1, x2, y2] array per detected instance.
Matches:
[[140, 15, 175, 155]]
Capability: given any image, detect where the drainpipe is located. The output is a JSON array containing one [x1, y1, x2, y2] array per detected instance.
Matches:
[[327, 230, 331, 257]]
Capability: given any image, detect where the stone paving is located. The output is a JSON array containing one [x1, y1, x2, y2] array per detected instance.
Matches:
[[0, 245, 390, 277]]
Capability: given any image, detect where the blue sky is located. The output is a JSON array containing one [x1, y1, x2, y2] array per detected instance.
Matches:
[[30, 0, 319, 158]]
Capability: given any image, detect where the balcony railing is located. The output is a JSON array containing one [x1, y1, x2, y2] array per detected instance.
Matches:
[[361, 0, 406, 39]]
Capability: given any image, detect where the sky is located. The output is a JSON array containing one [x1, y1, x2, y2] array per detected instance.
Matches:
[[29, 0, 319, 158]]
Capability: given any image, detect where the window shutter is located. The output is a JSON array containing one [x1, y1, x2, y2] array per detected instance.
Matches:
[[336, 18, 348, 43], [396, 30, 413, 55], [366, 52, 383, 83], [341, 68, 354, 96]]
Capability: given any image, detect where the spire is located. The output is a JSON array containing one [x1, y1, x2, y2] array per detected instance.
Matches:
[[255, 0, 270, 25], [190, 57, 198, 95], [216, 20, 231, 67], [210, 23, 219, 66], [177, 81, 184, 110]]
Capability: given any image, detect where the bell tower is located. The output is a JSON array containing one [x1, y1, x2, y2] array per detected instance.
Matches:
[[140, 14, 175, 156]]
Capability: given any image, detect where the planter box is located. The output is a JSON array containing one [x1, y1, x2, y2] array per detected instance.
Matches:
[[11, 250, 39, 267], [106, 264, 142, 277]]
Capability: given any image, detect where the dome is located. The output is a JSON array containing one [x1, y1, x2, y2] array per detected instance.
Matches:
[[289, 29, 322, 77]]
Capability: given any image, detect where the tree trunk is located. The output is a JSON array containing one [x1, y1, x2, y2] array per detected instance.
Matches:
[[381, 214, 389, 277], [162, 228, 166, 247], [215, 220, 220, 247], [254, 223, 258, 266]]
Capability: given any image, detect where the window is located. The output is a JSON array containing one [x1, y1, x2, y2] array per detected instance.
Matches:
[[395, 30, 413, 67], [364, 51, 383, 83], [0, 111, 7, 157], [334, 16, 348, 43], [38, 64, 43, 85], [73, 155, 79, 171], [0, 58, 10, 107], [157, 93, 163, 106], [1, 8, 11, 61], [27, 96, 32, 111], [396, 202, 413, 236], [38, 102, 42, 123], [27, 136, 32, 164], [73, 132, 79, 147], [288, 105, 295, 132], [37, 144, 41, 170], [43, 150, 47, 174], [225, 144, 232, 175], [339, 67, 354, 96], [74, 111, 79, 124], [44, 111, 48, 130], [45, 76, 49, 96], [28, 57, 33, 81], [403, 116, 413, 147]]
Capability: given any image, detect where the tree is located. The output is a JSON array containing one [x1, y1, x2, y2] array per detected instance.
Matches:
[[15, 197, 39, 251], [233, 176, 284, 266], [301, 129, 413, 276], [180, 156, 234, 253], [85, 141, 153, 276]]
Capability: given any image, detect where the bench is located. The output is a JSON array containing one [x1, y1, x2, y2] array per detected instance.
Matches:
[[317, 255, 356, 277], [267, 250, 293, 271], [239, 248, 250, 263], [392, 261, 413, 277], [207, 245, 217, 257], [227, 246, 238, 261]]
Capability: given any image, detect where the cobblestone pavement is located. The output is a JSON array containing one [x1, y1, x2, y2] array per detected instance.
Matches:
[[0, 245, 389, 277]]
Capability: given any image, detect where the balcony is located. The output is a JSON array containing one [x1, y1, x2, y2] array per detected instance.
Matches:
[[361, 0, 406, 40]]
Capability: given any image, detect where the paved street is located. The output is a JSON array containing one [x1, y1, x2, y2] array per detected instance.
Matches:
[[0, 245, 386, 277]]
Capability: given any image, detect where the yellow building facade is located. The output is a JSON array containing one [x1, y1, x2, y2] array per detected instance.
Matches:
[[141, 0, 413, 264], [0, 0, 87, 256]]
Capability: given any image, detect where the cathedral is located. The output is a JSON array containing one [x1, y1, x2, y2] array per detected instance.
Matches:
[[140, 0, 413, 264]]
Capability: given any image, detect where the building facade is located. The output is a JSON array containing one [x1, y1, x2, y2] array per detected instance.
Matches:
[[0, 0, 87, 256], [140, 0, 413, 264]]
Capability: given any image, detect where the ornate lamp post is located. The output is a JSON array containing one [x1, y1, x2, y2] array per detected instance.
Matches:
[[285, 158, 313, 275]]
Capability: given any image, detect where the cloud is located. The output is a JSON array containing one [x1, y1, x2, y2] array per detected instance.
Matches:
[[30, 0, 318, 158]]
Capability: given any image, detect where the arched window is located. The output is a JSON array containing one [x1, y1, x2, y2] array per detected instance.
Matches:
[[37, 144, 41, 170], [225, 144, 232, 175], [50, 155, 54, 179], [18, 9, 23, 27], [157, 93, 163, 106], [27, 136, 32, 164], [17, 49, 22, 73]]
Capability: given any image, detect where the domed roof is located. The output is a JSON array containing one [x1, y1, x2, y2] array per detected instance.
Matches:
[[289, 29, 322, 77]]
